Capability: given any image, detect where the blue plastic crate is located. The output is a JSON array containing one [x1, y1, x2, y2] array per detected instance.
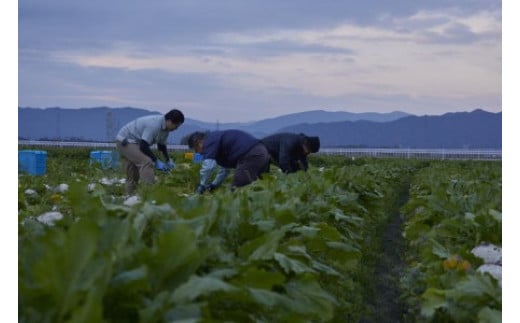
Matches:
[[19, 150, 47, 175], [193, 153, 204, 163], [90, 150, 119, 169]]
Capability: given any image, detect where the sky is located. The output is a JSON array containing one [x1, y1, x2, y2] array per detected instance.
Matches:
[[16, 0, 503, 123], [6, 2, 520, 320]]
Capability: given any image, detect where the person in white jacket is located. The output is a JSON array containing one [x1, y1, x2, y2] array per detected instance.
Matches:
[[115, 109, 184, 194]]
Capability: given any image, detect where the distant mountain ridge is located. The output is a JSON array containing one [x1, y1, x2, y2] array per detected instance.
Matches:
[[18, 107, 410, 143], [279, 109, 501, 149], [18, 107, 501, 148], [224, 110, 412, 135]]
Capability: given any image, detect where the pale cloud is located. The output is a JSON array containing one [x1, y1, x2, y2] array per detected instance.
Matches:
[[51, 9, 500, 103], [405, 9, 501, 35]]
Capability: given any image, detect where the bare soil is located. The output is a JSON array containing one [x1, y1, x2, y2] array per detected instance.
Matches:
[[359, 183, 410, 323]]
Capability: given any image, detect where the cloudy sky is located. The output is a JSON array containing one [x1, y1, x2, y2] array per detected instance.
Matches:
[[17, 0, 502, 122]]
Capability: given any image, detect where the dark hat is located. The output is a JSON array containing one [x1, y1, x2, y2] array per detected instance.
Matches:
[[306, 136, 320, 153]]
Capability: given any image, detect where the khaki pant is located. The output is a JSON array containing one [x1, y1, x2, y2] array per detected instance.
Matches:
[[116, 141, 155, 194]]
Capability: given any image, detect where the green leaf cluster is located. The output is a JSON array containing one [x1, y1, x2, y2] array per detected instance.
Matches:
[[19, 148, 501, 322], [399, 161, 502, 322]]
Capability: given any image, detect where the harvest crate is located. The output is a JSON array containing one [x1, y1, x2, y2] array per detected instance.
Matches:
[[19, 150, 47, 175], [193, 153, 203, 163], [184, 152, 203, 163], [90, 150, 119, 169]]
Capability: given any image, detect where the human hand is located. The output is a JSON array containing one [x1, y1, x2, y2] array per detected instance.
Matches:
[[196, 184, 206, 194], [167, 160, 175, 170], [155, 160, 168, 171]]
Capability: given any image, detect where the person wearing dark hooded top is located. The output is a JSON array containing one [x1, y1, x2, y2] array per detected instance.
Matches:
[[261, 133, 320, 173]]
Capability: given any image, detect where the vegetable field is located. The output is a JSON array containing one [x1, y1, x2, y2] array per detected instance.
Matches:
[[18, 147, 502, 322]]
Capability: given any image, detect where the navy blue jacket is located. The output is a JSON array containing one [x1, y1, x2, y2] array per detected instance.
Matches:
[[203, 130, 260, 168]]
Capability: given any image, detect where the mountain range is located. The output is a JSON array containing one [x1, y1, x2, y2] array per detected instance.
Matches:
[[18, 107, 501, 149]]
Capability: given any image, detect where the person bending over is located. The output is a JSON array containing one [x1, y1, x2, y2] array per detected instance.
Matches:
[[261, 132, 320, 173], [185, 129, 270, 193], [115, 109, 184, 194]]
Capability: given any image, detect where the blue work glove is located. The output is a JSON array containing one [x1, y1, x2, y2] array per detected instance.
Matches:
[[167, 160, 175, 170], [155, 160, 168, 171], [196, 184, 206, 194]]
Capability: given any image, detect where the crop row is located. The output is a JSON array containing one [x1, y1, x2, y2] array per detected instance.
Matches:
[[399, 161, 502, 322], [18, 149, 501, 322]]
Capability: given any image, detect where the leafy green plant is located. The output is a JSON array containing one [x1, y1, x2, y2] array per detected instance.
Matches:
[[18, 147, 501, 322], [399, 161, 501, 322]]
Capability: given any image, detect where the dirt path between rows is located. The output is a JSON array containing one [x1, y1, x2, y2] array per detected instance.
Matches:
[[360, 182, 410, 323]]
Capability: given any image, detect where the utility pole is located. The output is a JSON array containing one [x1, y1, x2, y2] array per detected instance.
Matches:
[[56, 109, 61, 140], [106, 110, 114, 142]]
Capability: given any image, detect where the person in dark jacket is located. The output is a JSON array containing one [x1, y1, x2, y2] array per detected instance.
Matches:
[[185, 129, 270, 193], [261, 133, 320, 173]]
